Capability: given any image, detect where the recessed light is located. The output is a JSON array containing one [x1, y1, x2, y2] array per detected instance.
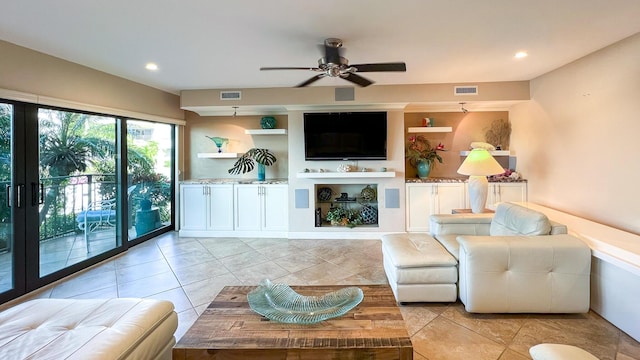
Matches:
[[514, 51, 528, 59], [145, 63, 159, 71]]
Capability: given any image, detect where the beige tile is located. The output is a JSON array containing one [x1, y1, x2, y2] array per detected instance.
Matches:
[[254, 243, 308, 261], [509, 312, 619, 360], [145, 287, 194, 313], [618, 331, 640, 360], [171, 259, 229, 286], [498, 348, 531, 360], [272, 251, 326, 273], [114, 246, 165, 268], [67, 285, 119, 299], [440, 305, 528, 346], [182, 273, 240, 308], [50, 269, 117, 298], [399, 304, 439, 336], [200, 239, 254, 259], [116, 258, 173, 284], [157, 238, 208, 257], [412, 316, 506, 360], [174, 308, 199, 342], [117, 271, 180, 298], [232, 261, 289, 285], [164, 250, 217, 270], [218, 249, 269, 272]]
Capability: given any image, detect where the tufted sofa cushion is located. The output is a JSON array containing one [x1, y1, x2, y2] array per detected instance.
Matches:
[[0, 298, 178, 359], [490, 202, 552, 236]]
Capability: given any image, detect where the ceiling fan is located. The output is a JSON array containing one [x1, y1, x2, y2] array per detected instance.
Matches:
[[260, 38, 407, 87]]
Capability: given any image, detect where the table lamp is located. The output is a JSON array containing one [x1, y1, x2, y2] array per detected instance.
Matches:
[[457, 148, 505, 213]]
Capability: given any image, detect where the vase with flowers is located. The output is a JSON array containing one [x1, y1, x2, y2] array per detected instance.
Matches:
[[406, 135, 443, 179]]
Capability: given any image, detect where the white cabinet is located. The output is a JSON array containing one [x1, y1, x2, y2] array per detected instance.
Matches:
[[234, 184, 288, 232], [180, 184, 234, 232], [486, 182, 527, 209], [406, 183, 466, 232]]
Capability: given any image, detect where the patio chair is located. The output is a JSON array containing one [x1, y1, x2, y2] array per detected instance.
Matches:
[[75, 198, 116, 252]]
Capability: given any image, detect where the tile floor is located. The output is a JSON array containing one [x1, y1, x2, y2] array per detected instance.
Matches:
[[10, 232, 640, 360]]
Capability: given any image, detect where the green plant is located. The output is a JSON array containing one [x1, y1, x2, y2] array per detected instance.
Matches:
[[325, 207, 362, 228], [228, 148, 277, 175], [406, 135, 443, 168]]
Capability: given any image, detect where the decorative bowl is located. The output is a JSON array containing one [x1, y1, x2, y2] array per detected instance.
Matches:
[[247, 279, 364, 324], [260, 116, 277, 129]]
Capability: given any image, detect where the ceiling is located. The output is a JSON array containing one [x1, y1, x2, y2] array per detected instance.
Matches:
[[2, 0, 639, 94]]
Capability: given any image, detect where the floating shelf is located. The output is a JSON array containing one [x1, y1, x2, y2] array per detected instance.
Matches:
[[459, 150, 510, 156], [244, 129, 287, 135], [197, 153, 240, 159], [297, 171, 396, 179], [408, 127, 452, 133]]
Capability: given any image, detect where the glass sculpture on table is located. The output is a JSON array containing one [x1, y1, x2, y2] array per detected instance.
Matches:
[[247, 279, 364, 324], [205, 136, 229, 153]]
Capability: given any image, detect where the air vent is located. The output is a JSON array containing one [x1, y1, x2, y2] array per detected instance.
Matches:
[[454, 86, 478, 95], [220, 91, 242, 100]]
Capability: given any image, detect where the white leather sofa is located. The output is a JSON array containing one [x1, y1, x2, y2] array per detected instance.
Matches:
[[430, 202, 592, 313], [383, 202, 591, 313], [0, 298, 178, 359]]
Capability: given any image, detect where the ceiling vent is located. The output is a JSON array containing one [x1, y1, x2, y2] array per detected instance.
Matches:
[[220, 91, 242, 100], [454, 86, 478, 95]]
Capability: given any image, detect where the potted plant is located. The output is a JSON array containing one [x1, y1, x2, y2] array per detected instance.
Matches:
[[228, 148, 277, 181], [325, 207, 362, 228], [406, 135, 443, 179]]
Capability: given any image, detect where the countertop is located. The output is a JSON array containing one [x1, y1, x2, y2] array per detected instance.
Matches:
[[406, 177, 527, 183], [181, 178, 288, 185]]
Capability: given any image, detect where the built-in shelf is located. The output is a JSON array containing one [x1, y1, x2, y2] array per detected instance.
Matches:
[[460, 150, 511, 156], [244, 129, 287, 135], [408, 127, 452, 133], [197, 153, 240, 159], [297, 171, 396, 179]]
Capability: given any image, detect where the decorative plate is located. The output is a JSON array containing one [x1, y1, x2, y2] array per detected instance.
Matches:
[[260, 116, 277, 129], [247, 279, 364, 324]]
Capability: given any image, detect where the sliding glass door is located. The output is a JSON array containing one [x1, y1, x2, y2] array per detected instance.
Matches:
[[38, 109, 120, 276], [0, 99, 176, 304]]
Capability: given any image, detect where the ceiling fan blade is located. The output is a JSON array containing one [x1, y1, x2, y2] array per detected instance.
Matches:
[[260, 67, 318, 71], [350, 62, 407, 72], [343, 73, 373, 87], [296, 74, 325, 87]]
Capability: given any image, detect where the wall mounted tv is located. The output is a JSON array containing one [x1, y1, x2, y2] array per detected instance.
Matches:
[[304, 111, 387, 161]]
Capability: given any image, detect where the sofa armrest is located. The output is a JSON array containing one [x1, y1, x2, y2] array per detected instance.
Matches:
[[457, 234, 591, 313], [429, 214, 493, 236]]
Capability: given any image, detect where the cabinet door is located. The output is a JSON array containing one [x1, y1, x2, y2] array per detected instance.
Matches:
[[493, 183, 527, 206], [433, 183, 466, 214], [234, 184, 262, 231], [209, 184, 234, 230], [262, 185, 288, 231], [406, 184, 435, 232], [180, 185, 208, 231]]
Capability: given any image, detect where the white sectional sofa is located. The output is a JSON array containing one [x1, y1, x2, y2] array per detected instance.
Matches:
[[0, 298, 178, 359], [382, 202, 592, 313]]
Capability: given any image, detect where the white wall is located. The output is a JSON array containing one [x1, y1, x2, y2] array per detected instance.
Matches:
[[510, 32, 640, 235]]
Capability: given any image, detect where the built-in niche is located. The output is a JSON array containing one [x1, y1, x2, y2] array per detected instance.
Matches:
[[314, 184, 379, 228]]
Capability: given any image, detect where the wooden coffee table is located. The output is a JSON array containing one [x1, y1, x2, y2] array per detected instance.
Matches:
[[173, 284, 413, 359]]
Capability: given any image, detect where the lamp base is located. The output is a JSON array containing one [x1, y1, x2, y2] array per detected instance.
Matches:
[[468, 176, 489, 214]]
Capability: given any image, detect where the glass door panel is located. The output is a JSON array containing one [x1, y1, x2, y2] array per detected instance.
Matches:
[[0, 103, 14, 294], [126, 120, 173, 240], [38, 109, 119, 276]]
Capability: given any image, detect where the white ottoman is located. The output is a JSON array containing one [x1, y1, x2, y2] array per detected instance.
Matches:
[[0, 298, 178, 359], [382, 233, 458, 303], [530, 344, 599, 360]]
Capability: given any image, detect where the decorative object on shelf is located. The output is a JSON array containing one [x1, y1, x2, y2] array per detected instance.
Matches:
[[457, 148, 505, 213], [422, 118, 434, 127], [260, 116, 277, 129], [205, 136, 229, 153], [406, 135, 442, 179], [470, 141, 496, 151], [228, 148, 277, 181], [247, 279, 364, 324], [360, 185, 376, 202], [380, 167, 387, 172], [484, 118, 511, 150], [317, 187, 334, 202], [359, 204, 378, 225], [337, 164, 354, 172], [488, 169, 521, 182], [325, 206, 362, 227], [436, 142, 445, 151]]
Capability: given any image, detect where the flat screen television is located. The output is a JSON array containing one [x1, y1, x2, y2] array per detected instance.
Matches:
[[304, 111, 387, 160]]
